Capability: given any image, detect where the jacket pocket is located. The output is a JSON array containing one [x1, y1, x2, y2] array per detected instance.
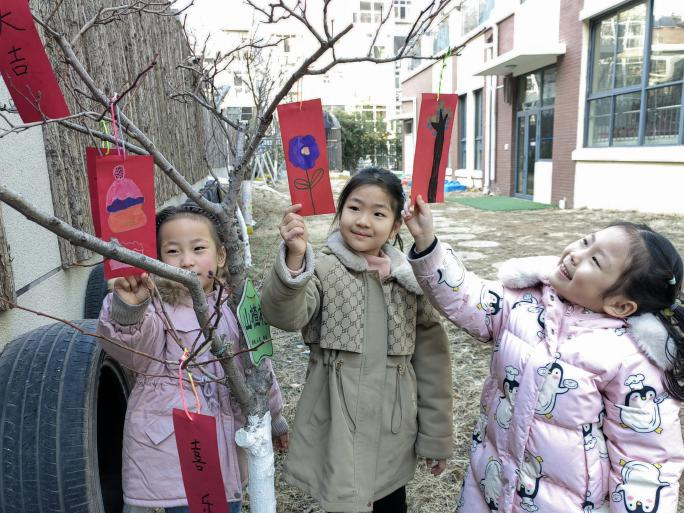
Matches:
[[391, 362, 417, 435], [582, 422, 609, 510], [145, 416, 175, 445], [335, 360, 357, 433]]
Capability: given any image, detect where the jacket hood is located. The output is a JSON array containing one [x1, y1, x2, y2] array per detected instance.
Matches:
[[497, 255, 676, 372], [324, 230, 423, 295]]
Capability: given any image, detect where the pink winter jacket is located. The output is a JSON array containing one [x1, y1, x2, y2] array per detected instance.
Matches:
[[409, 241, 684, 513], [97, 284, 285, 509]]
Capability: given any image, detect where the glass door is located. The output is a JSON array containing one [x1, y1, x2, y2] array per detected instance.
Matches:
[[515, 113, 537, 197]]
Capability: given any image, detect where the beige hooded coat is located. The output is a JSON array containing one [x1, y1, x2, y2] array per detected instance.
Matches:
[[261, 231, 453, 512]]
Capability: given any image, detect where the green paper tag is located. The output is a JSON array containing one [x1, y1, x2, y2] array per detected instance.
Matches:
[[237, 278, 273, 366]]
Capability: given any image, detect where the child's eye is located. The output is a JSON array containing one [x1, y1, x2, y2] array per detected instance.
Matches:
[[375, 212, 386, 217], [582, 238, 588, 246], [592, 256, 601, 268], [165, 249, 179, 255], [348, 205, 359, 211], [194, 246, 207, 251]]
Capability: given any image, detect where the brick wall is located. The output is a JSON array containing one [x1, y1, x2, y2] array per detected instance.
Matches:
[[498, 15, 515, 55], [551, 0, 583, 207], [493, 16, 516, 195], [401, 66, 433, 173]]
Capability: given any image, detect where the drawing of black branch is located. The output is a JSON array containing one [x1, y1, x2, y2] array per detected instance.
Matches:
[[427, 104, 450, 203]]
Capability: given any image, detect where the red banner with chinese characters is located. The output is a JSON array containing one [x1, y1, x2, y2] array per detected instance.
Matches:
[[172, 409, 229, 513], [86, 148, 156, 279], [277, 99, 335, 217], [0, 0, 70, 122], [410, 93, 457, 204]]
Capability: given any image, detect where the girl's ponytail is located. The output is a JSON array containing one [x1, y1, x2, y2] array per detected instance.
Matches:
[[657, 299, 684, 401]]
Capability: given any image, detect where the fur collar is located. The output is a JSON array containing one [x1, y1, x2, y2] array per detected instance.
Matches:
[[323, 230, 423, 295], [497, 255, 675, 371]]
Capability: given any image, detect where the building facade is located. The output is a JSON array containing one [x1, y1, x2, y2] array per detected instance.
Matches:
[[400, 0, 684, 213]]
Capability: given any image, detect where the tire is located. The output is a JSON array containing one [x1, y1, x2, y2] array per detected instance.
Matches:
[[0, 320, 132, 513], [84, 263, 108, 319]]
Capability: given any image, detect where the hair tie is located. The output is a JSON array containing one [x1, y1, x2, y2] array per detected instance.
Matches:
[[663, 299, 681, 317], [669, 275, 677, 285]]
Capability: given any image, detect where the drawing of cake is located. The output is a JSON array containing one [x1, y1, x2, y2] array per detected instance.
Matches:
[[106, 164, 147, 233]]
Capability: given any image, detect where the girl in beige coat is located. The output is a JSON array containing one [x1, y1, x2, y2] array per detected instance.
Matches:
[[261, 168, 453, 513]]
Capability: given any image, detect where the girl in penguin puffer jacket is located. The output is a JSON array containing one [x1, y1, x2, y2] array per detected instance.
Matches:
[[404, 195, 684, 513]]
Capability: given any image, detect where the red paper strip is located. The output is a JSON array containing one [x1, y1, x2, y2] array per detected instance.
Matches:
[[86, 148, 156, 279], [172, 409, 229, 513], [0, 0, 70, 122], [277, 98, 335, 217], [410, 93, 458, 204]]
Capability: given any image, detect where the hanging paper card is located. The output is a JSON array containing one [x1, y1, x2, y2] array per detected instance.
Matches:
[[277, 99, 335, 216], [237, 278, 273, 366], [410, 94, 457, 204], [86, 148, 156, 279], [0, 0, 70, 122], [172, 409, 229, 513]]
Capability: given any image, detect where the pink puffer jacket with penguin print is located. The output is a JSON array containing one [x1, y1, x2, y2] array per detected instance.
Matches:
[[409, 241, 684, 513]]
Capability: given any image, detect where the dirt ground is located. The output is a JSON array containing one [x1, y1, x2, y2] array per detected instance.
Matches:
[[245, 175, 684, 513]]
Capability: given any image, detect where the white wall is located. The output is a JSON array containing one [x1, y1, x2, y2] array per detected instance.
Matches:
[[513, 0, 560, 50], [0, 81, 97, 348], [574, 161, 684, 214], [533, 161, 553, 204]]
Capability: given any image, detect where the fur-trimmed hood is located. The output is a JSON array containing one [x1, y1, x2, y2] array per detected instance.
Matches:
[[322, 230, 423, 295], [496, 255, 675, 371]]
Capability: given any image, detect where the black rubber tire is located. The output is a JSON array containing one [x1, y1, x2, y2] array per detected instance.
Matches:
[[84, 263, 108, 319], [0, 320, 132, 513]]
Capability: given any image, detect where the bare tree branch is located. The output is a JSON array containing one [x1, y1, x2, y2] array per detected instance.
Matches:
[[71, 1, 193, 47]]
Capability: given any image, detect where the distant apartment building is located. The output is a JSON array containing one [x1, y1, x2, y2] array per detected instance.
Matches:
[[222, 0, 436, 170], [400, 0, 684, 214]]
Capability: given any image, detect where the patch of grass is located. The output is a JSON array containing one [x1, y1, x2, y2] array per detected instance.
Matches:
[[446, 194, 556, 211]]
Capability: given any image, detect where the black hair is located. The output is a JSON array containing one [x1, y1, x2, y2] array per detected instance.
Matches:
[[604, 221, 684, 400], [332, 167, 405, 250]]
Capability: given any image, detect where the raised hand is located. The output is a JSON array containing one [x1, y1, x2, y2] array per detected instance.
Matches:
[[113, 273, 153, 306], [279, 204, 309, 270], [402, 195, 435, 252]]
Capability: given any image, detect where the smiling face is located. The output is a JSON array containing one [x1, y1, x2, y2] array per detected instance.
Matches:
[[338, 184, 401, 257], [548, 226, 637, 316], [159, 216, 226, 293]]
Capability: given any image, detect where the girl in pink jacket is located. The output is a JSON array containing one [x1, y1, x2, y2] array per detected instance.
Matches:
[[404, 196, 684, 513], [97, 203, 287, 512]]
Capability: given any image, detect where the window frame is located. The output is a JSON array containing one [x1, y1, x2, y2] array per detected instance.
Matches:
[[515, 66, 556, 162], [585, 0, 684, 147], [458, 94, 468, 168], [474, 89, 484, 169]]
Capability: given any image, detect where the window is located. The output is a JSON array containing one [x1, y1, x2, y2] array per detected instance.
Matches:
[[407, 40, 422, 70], [373, 46, 386, 59], [474, 89, 483, 169], [433, 20, 449, 54], [458, 94, 467, 168], [461, 0, 495, 35], [394, 0, 410, 20], [516, 67, 556, 159], [275, 34, 294, 53], [586, 0, 684, 146], [354, 1, 384, 23]]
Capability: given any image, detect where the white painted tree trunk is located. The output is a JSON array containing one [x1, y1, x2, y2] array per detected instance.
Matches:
[[234, 411, 276, 513]]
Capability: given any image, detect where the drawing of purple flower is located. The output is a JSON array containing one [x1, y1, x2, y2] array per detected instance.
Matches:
[[287, 135, 325, 215], [288, 135, 320, 170]]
